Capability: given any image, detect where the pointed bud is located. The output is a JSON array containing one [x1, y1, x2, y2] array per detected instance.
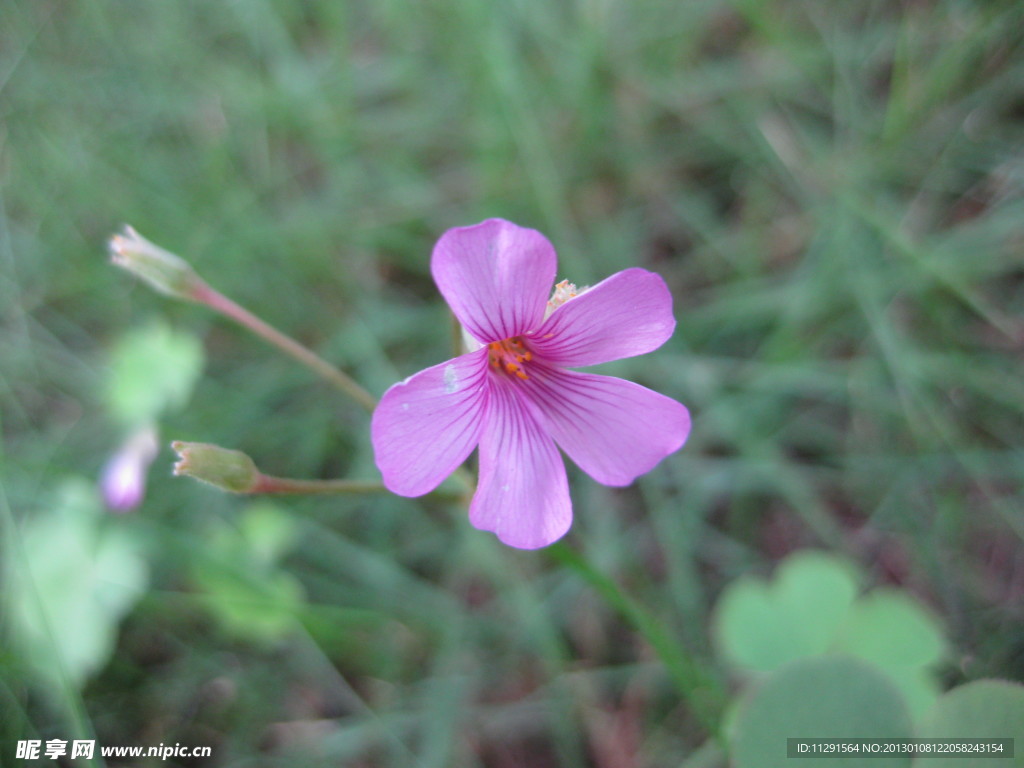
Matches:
[[171, 441, 260, 493], [101, 424, 160, 512], [109, 225, 206, 300]]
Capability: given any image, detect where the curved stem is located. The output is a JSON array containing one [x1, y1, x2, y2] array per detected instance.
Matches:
[[188, 284, 480, 500], [191, 283, 377, 413], [547, 541, 726, 738]]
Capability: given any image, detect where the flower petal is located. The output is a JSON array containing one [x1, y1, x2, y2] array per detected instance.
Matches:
[[470, 379, 572, 549], [372, 349, 489, 496], [529, 268, 676, 367], [525, 366, 690, 486], [432, 219, 556, 343]]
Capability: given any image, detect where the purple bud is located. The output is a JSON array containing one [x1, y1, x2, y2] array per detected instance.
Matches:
[[101, 425, 159, 512]]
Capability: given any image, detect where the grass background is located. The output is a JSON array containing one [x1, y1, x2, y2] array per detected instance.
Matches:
[[2, 0, 1023, 765]]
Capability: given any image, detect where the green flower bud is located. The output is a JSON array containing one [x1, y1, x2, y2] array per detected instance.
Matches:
[[172, 441, 260, 493], [109, 226, 206, 300]]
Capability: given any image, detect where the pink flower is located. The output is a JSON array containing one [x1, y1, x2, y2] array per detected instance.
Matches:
[[371, 219, 691, 549]]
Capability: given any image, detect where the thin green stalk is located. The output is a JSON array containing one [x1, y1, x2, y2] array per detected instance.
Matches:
[[547, 541, 726, 738]]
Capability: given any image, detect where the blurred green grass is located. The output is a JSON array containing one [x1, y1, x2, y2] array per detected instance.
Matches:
[[2, 0, 1023, 765]]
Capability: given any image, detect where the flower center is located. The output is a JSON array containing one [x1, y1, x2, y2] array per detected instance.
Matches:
[[488, 336, 532, 380]]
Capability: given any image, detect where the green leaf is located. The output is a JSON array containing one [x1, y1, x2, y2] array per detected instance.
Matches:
[[713, 552, 948, 719], [238, 502, 298, 567], [731, 656, 914, 768], [189, 503, 304, 644], [193, 566, 305, 644], [876, 667, 942, 726], [838, 589, 946, 668], [835, 589, 946, 719], [913, 680, 1024, 768], [4, 480, 149, 689], [107, 321, 204, 426], [714, 551, 860, 672]]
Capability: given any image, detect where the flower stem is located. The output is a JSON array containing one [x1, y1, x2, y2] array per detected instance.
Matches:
[[547, 541, 726, 737], [186, 284, 480, 498], [251, 474, 463, 502], [251, 475, 389, 495], [190, 282, 377, 413]]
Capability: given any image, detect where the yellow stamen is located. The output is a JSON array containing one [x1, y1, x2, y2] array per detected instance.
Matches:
[[488, 336, 534, 381]]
